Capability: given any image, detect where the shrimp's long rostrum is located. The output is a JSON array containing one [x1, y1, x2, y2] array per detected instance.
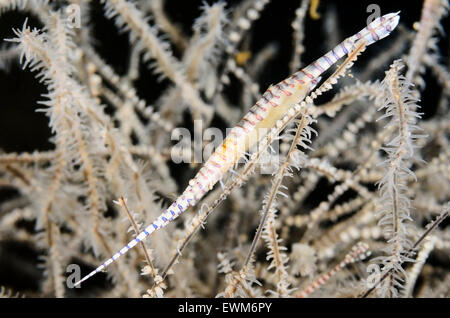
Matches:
[[75, 12, 400, 286]]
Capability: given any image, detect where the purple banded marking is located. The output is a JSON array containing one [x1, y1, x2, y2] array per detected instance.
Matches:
[[331, 48, 340, 60], [339, 43, 348, 54], [206, 166, 217, 175], [276, 83, 284, 91], [283, 79, 295, 88], [258, 104, 267, 112], [249, 108, 263, 121], [311, 78, 319, 86], [236, 123, 249, 133], [367, 26, 379, 41], [177, 204, 183, 210], [280, 88, 292, 96], [210, 160, 221, 168], [162, 217, 168, 222], [268, 88, 280, 98], [243, 117, 255, 126], [170, 210, 175, 216], [380, 16, 391, 32], [300, 69, 314, 79], [323, 55, 333, 66], [276, 83, 292, 96], [313, 62, 325, 73], [196, 180, 204, 189], [153, 223, 158, 229], [292, 73, 306, 84]]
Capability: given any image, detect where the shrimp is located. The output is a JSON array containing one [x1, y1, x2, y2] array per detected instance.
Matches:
[[75, 12, 400, 286]]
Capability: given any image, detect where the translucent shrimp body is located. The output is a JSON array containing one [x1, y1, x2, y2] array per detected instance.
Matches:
[[75, 12, 400, 286]]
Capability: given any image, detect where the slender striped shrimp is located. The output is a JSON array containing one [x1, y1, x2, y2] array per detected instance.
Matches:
[[75, 12, 400, 286]]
